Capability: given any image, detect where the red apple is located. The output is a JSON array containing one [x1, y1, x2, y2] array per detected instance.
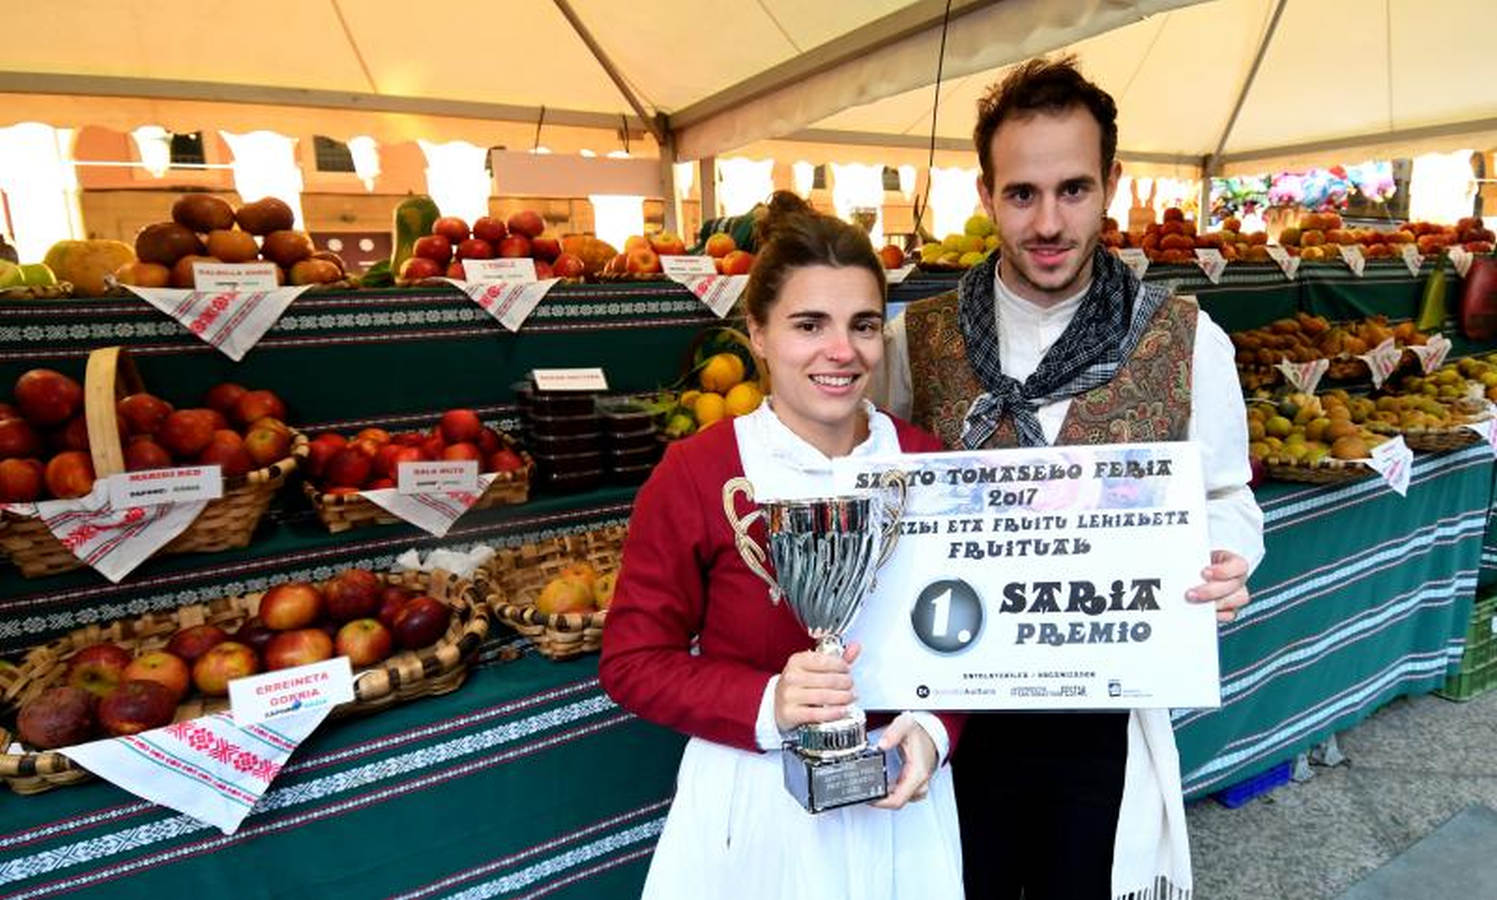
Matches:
[[0, 416, 43, 459], [325, 568, 383, 622], [476, 426, 503, 456], [233, 616, 277, 657], [534, 260, 554, 280], [259, 581, 325, 630], [192, 641, 259, 696], [158, 409, 219, 458], [15, 369, 83, 426], [66, 643, 133, 698], [264, 628, 335, 670], [50, 415, 91, 453], [116, 393, 174, 436], [441, 442, 481, 462], [552, 253, 586, 279], [649, 232, 686, 256], [507, 210, 544, 239], [232, 390, 286, 429], [432, 216, 470, 245], [166, 624, 230, 663], [531, 235, 561, 262], [446, 261, 467, 280], [456, 238, 494, 260], [313, 432, 348, 449], [122, 651, 191, 701], [399, 257, 443, 282], [17, 686, 97, 749], [44, 451, 95, 499], [413, 234, 452, 264], [324, 447, 372, 489], [124, 437, 173, 472], [626, 246, 661, 274], [488, 448, 525, 473], [720, 250, 755, 276], [305, 436, 343, 480], [393, 595, 452, 650], [437, 409, 482, 444], [472, 216, 507, 244], [497, 235, 531, 258], [244, 420, 293, 467], [704, 233, 736, 258], [335, 618, 394, 667], [98, 679, 178, 736], [406, 436, 440, 464], [368, 477, 395, 490], [0, 457, 44, 501], [198, 429, 254, 477], [355, 428, 390, 445], [393, 430, 425, 447], [204, 408, 230, 432], [203, 383, 248, 417], [377, 586, 412, 629]]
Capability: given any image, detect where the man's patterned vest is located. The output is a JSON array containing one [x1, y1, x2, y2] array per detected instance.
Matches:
[[905, 289, 1197, 449]]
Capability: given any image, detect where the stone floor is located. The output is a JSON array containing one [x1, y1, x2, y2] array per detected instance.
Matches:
[[1188, 687, 1497, 899]]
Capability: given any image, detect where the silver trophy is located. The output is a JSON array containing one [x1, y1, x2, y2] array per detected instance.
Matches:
[[723, 472, 907, 813]]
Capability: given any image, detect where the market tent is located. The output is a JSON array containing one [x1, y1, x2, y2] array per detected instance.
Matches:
[[0, 0, 1203, 156], [778, 0, 1497, 177]]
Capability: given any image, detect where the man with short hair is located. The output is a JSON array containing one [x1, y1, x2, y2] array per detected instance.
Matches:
[[881, 56, 1264, 899]]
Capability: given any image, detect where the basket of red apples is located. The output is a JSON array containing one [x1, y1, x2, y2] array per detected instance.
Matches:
[[0, 347, 306, 577], [300, 408, 533, 533], [0, 566, 485, 794]]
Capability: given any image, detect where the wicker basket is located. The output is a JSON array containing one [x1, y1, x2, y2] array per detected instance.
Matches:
[[302, 440, 534, 534], [482, 525, 626, 660], [0, 347, 305, 578], [0, 567, 488, 795], [1263, 456, 1378, 484], [0, 282, 73, 301]]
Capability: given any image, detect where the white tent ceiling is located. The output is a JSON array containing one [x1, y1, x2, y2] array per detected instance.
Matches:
[[0, 0, 1490, 176]]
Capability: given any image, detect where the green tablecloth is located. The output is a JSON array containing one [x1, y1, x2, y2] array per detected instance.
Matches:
[[1177, 444, 1491, 799], [0, 651, 686, 900]]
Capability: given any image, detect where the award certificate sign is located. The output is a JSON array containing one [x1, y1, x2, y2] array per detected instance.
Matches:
[[831, 441, 1218, 710]]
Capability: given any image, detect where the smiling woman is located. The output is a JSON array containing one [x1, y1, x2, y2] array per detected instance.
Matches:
[[599, 198, 967, 899]]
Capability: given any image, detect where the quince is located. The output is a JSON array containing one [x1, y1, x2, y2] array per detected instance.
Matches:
[[964, 215, 996, 238]]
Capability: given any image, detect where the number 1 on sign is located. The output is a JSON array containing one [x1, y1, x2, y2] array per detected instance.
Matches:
[[928, 587, 951, 638]]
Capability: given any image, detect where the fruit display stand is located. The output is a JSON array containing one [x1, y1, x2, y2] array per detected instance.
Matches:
[[0, 275, 1494, 897]]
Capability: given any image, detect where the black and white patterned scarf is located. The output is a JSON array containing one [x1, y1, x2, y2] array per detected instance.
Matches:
[[958, 247, 1174, 449]]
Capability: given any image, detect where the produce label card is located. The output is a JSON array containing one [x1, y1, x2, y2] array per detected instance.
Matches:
[[1462, 417, 1497, 456], [1265, 246, 1300, 280], [660, 256, 718, 278], [884, 264, 917, 284], [1118, 249, 1149, 280], [1410, 334, 1452, 374], [1338, 244, 1366, 277], [359, 473, 498, 537], [1358, 337, 1403, 388], [829, 442, 1219, 710], [1367, 436, 1413, 496], [1194, 248, 1226, 284], [229, 657, 355, 726], [460, 258, 536, 283], [191, 262, 278, 291], [1275, 358, 1328, 394], [533, 367, 608, 391], [107, 466, 223, 508], [1400, 245, 1423, 276], [396, 460, 478, 494], [1450, 246, 1474, 278]]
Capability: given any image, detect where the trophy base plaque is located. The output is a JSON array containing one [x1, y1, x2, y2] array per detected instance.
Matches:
[[782, 745, 890, 813]]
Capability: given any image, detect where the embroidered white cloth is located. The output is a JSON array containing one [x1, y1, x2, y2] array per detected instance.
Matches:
[[359, 474, 498, 536], [61, 708, 329, 835], [26, 482, 206, 583], [443, 277, 560, 331], [125, 286, 311, 361]]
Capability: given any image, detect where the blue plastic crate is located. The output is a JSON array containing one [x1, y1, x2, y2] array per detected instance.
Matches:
[[1213, 760, 1292, 809]]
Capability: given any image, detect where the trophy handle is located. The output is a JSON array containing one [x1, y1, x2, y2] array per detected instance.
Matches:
[[723, 476, 782, 603], [874, 470, 908, 569]]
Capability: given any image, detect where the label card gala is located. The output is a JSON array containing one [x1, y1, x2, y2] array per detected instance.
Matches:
[[396, 459, 479, 494], [229, 657, 355, 726]]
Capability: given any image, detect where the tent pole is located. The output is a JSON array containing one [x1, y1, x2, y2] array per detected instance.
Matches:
[[1206, 0, 1288, 174], [657, 114, 680, 235], [551, 0, 665, 145], [1199, 155, 1214, 228], [700, 157, 718, 222]]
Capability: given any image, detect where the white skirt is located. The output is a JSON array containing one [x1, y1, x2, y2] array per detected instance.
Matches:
[[642, 732, 964, 900]]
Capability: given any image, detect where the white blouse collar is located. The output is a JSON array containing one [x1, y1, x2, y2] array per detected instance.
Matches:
[[993, 266, 1088, 331]]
